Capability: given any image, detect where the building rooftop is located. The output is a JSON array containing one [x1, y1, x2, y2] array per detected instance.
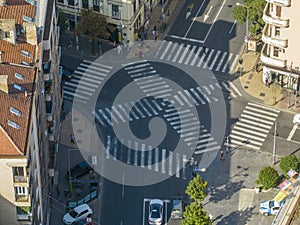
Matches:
[[0, 63, 36, 156]]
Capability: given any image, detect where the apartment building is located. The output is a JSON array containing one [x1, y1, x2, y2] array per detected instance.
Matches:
[[0, 0, 61, 224], [57, 0, 158, 43], [261, 0, 300, 91]]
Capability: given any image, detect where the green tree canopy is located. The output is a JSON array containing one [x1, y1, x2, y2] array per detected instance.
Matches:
[[57, 11, 68, 34], [279, 155, 299, 176], [182, 202, 212, 225], [185, 175, 208, 204], [232, 0, 267, 37], [77, 9, 110, 40], [256, 166, 279, 190]]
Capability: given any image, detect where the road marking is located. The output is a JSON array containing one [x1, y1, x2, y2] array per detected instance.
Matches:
[[245, 105, 278, 117], [209, 50, 221, 70], [141, 144, 145, 168], [148, 145, 152, 170], [185, 45, 197, 65], [162, 149, 166, 174], [196, 50, 207, 67], [134, 142, 138, 166], [204, 5, 213, 22], [222, 52, 233, 72], [169, 152, 173, 176], [184, 0, 206, 38], [166, 42, 178, 61], [248, 102, 280, 113], [215, 52, 227, 71], [122, 172, 125, 198], [243, 110, 277, 121], [190, 46, 202, 66], [167, 35, 204, 43], [229, 54, 239, 74], [229, 20, 237, 34], [155, 148, 159, 172], [287, 124, 298, 141], [178, 45, 191, 64], [160, 41, 172, 60], [113, 136, 118, 160], [172, 44, 184, 62], [106, 135, 111, 159], [229, 82, 242, 96], [176, 153, 180, 178], [127, 140, 131, 164]]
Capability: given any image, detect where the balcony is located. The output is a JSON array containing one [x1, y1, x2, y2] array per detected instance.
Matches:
[[16, 206, 31, 221], [15, 195, 30, 202], [263, 3, 289, 27], [261, 44, 287, 68], [14, 176, 28, 183], [47, 121, 56, 141], [265, 0, 291, 7], [262, 26, 288, 48]]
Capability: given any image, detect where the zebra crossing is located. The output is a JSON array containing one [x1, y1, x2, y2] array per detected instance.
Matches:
[[62, 59, 112, 104], [105, 135, 194, 179], [227, 102, 280, 150], [155, 41, 239, 73]]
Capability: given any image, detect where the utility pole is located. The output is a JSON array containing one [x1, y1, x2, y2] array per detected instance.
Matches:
[[74, 2, 79, 51], [272, 121, 277, 165], [295, 90, 298, 109]]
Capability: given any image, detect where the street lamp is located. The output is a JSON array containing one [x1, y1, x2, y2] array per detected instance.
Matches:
[[74, 1, 79, 51], [236, 3, 249, 40]]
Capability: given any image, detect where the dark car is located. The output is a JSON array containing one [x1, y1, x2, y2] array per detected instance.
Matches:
[[66, 161, 93, 180], [61, 67, 74, 80]]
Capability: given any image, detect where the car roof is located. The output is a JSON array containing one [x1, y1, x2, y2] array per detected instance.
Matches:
[[74, 204, 90, 212], [150, 199, 164, 205]]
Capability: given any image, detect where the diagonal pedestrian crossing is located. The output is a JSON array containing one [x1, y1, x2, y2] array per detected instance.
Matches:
[[154, 41, 239, 74], [105, 135, 194, 179], [62, 59, 112, 104], [227, 102, 280, 150]]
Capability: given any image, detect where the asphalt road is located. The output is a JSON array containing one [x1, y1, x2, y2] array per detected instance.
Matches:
[[55, 1, 300, 225]]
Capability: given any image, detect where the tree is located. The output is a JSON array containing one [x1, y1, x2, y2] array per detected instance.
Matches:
[[279, 155, 299, 176], [232, 0, 267, 37], [183, 202, 212, 225], [185, 174, 208, 204], [57, 11, 68, 35], [255, 166, 279, 190], [77, 9, 110, 55], [183, 175, 211, 225]]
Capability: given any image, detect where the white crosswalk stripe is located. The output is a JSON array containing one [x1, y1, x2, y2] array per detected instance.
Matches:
[[62, 61, 111, 103], [105, 135, 191, 179], [227, 102, 280, 150]]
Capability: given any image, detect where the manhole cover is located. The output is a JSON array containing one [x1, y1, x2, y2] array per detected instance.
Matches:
[[244, 86, 248, 89], [260, 93, 265, 96]]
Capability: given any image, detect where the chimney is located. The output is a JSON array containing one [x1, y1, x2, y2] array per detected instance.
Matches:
[[0, 0, 6, 6]]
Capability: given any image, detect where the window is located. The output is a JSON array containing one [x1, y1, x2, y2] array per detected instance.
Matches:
[[5, 31, 10, 38], [13, 83, 24, 92], [8, 120, 20, 129], [15, 73, 24, 81], [10, 107, 22, 116], [26, 0, 35, 5], [15, 186, 27, 195], [112, 4, 120, 19], [275, 26, 280, 36], [22, 61, 30, 66], [68, 0, 74, 6], [20, 50, 30, 58], [13, 167, 24, 176], [93, 0, 99, 12], [276, 6, 281, 17], [273, 47, 279, 57], [82, 0, 88, 8], [23, 15, 34, 23]]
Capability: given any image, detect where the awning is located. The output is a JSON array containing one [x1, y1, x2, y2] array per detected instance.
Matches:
[[278, 179, 292, 191], [273, 191, 287, 203], [288, 169, 298, 178]]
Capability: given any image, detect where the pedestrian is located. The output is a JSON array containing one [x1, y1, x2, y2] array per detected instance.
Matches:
[[117, 45, 122, 54], [70, 134, 75, 144], [220, 150, 224, 160], [200, 46, 206, 55], [265, 78, 269, 87], [126, 40, 130, 51]]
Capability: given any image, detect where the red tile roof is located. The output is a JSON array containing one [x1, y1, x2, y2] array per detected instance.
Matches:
[[0, 63, 36, 156], [0, 40, 36, 65], [0, 0, 35, 24]]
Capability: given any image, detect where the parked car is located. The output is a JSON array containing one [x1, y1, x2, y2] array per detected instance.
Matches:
[[171, 197, 183, 219], [259, 200, 283, 216], [66, 161, 93, 180], [63, 204, 93, 225], [61, 67, 74, 80], [293, 114, 300, 124], [148, 199, 164, 225]]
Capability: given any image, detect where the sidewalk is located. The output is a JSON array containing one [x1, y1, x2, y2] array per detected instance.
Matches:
[[236, 50, 300, 113]]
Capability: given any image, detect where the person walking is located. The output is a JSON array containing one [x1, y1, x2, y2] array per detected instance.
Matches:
[[265, 77, 269, 87], [220, 150, 224, 160], [117, 44, 122, 54], [200, 46, 206, 55], [70, 134, 75, 144]]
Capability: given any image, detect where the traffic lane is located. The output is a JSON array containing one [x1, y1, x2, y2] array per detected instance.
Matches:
[[100, 173, 189, 225], [167, 0, 209, 37]]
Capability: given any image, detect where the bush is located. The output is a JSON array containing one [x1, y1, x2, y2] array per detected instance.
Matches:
[[256, 166, 279, 190], [279, 155, 299, 176]]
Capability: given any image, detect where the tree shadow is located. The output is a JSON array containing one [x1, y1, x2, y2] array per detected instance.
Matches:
[[215, 206, 257, 225]]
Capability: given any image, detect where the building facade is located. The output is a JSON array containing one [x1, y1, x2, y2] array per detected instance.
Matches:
[[57, 0, 158, 43], [0, 0, 61, 224], [261, 0, 300, 91]]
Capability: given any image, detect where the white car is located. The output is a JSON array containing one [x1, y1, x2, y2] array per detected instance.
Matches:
[[259, 200, 283, 216], [63, 204, 93, 225], [148, 199, 164, 225], [293, 114, 300, 124]]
